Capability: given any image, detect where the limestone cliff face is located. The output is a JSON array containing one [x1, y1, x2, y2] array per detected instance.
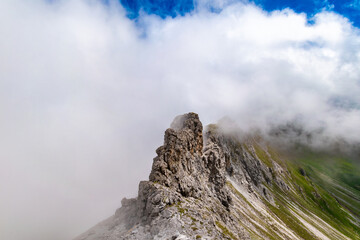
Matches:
[[74, 113, 359, 240]]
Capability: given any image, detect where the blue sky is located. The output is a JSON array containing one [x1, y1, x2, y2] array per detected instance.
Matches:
[[120, 0, 360, 27]]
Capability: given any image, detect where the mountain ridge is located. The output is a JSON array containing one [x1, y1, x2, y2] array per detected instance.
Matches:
[[74, 113, 360, 240]]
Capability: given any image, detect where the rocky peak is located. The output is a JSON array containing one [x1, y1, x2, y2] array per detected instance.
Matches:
[[149, 112, 205, 198], [148, 112, 233, 211], [169, 112, 203, 146]]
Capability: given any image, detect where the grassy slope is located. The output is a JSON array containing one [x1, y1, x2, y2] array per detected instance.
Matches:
[[268, 144, 360, 239], [233, 134, 360, 239], [290, 148, 360, 217]]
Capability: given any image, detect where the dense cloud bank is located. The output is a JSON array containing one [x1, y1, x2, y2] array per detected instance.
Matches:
[[1, 0, 360, 239]]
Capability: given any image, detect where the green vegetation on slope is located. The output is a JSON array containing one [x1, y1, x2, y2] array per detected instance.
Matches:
[[272, 145, 360, 239], [241, 137, 360, 239]]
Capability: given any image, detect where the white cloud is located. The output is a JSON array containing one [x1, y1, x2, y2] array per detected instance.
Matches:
[[1, 0, 360, 239]]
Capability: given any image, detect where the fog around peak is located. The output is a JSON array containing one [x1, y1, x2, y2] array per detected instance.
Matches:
[[1, 0, 360, 239]]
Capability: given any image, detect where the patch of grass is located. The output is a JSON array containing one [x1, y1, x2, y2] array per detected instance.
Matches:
[[215, 221, 237, 240], [253, 143, 273, 167], [264, 197, 317, 240], [176, 201, 188, 216], [267, 145, 284, 166]]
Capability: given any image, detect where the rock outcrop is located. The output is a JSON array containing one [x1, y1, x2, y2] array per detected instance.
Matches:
[[149, 112, 204, 198], [74, 113, 359, 240]]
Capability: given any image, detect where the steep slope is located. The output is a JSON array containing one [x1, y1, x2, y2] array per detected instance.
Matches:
[[74, 113, 360, 240], [286, 147, 360, 227]]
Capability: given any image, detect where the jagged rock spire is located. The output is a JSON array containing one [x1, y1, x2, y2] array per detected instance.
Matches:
[[149, 112, 204, 197], [169, 112, 203, 154]]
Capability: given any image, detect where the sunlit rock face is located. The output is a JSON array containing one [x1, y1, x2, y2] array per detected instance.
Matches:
[[74, 113, 360, 240]]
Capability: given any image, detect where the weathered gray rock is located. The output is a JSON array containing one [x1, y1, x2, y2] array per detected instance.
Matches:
[[75, 112, 339, 240], [149, 112, 204, 198]]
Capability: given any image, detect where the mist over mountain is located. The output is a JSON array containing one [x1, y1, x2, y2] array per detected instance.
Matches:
[[75, 113, 360, 240], [1, 0, 360, 239]]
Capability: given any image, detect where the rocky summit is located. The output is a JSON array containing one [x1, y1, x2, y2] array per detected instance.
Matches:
[[75, 113, 360, 240]]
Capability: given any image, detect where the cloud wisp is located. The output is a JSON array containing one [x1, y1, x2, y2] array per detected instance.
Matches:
[[1, 0, 360, 239]]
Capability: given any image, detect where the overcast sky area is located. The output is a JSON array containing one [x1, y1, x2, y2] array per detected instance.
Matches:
[[1, 0, 360, 239]]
